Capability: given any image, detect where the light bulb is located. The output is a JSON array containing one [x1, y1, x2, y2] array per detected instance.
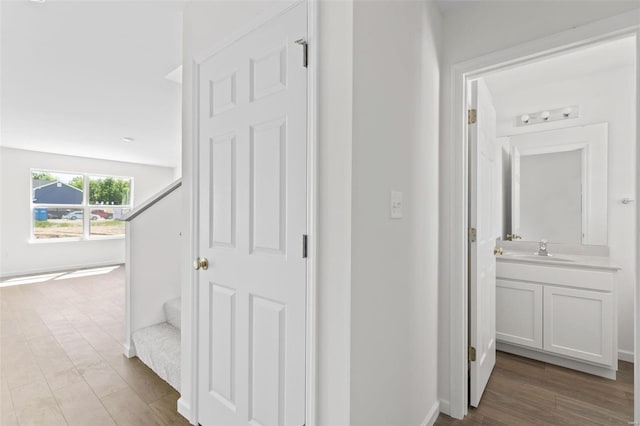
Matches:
[[541, 111, 550, 121], [520, 114, 530, 124], [563, 107, 572, 117]]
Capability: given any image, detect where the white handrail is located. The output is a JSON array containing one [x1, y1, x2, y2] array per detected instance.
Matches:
[[122, 178, 182, 222]]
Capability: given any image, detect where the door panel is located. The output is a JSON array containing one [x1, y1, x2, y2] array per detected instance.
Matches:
[[469, 78, 499, 407], [196, 3, 307, 425], [496, 279, 543, 349]]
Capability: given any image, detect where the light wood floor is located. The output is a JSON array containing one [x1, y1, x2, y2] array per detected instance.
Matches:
[[0, 265, 189, 426], [436, 351, 634, 425], [2, 267, 633, 426]]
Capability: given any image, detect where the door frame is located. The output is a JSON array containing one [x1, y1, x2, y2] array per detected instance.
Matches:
[[447, 10, 640, 420], [182, 1, 319, 424]]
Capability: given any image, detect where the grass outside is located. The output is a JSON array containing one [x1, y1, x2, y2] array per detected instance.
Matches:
[[34, 220, 125, 238]]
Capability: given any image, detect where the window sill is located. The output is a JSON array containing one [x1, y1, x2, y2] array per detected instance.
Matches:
[[28, 235, 125, 244]]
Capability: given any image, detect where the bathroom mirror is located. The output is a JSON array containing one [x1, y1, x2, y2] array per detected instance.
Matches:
[[508, 123, 608, 245]]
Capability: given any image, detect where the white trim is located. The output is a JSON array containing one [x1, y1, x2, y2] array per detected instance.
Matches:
[[124, 221, 132, 358], [185, 2, 318, 425], [420, 400, 440, 426], [122, 342, 136, 358], [447, 10, 640, 421], [619, 349, 635, 363], [0, 261, 124, 280], [438, 399, 450, 417], [184, 56, 201, 426], [176, 398, 192, 424], [305, 1, 319, 425]]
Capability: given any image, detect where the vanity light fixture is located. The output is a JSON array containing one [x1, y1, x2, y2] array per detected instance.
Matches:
[[515, 105, 579, 127]]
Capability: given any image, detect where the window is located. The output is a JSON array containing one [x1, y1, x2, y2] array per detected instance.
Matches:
[[31, 170, 133, 240]]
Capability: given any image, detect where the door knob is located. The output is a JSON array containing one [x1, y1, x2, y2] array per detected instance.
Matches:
[[193, 257, 209, 270], [493, 247, 504, 256]]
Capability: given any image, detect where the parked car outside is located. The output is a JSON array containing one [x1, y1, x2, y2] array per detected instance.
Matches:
[[91, 209, 113, 219], [62, 211, 99, 220]]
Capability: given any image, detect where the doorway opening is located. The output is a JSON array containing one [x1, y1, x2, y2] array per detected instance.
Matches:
[[447, 18, 640, 422], [466, 35, 637, 421]]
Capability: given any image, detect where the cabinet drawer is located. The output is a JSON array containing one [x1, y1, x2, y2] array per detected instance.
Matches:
[[543, 286, 614, 366], [496, 280, 543, 349]]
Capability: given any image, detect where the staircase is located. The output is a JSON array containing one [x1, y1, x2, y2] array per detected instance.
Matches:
[[122, 179, 183, 392], [132, 298, 181, 391]]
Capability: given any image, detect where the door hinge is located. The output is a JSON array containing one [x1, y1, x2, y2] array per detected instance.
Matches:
[[295, 39, 308, 68], [468, 346, 476, 362], [468, 108, 477, 125], [302, 234, 308, 258], [469, 227, 477, 243]]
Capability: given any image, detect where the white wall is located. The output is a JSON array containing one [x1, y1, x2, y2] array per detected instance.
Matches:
[[492, 65, 637, 356], [438, 2, 640, 415], [350, 1, 441, 425], [0, 147, 176, 277]]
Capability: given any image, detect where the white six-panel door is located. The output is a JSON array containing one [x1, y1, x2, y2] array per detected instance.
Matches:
[[469, 79, 499, 407], [196, 3, 307, 425]]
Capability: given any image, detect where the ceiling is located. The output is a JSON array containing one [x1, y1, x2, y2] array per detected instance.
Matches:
[[1, 1, 183, 168]]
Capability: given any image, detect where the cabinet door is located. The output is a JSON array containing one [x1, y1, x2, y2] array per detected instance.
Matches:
[[543, 286, 614, 366], [496, 279, 543, 349]]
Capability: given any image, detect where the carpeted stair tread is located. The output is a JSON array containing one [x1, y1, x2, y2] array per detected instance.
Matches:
[[132, 322, 180, 391]]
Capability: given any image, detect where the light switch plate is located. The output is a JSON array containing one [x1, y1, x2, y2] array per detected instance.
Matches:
[[390, 190, 403, 219]]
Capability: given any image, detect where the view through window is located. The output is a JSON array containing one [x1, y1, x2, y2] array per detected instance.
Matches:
[[31, 170, 132, 240]]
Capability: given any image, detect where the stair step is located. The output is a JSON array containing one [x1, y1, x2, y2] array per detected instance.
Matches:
[[163, 297, 181, 330], [132, 322, 180, 391]]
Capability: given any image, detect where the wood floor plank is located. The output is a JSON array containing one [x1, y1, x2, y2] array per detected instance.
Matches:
[[0, 266, 189, 426], [435, 351, 634, 425]]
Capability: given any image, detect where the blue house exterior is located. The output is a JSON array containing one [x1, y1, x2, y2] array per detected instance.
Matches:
[[33, 181, 83, 204]]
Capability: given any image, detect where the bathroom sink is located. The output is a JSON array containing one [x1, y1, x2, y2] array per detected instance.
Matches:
[[506, 253, 574, 262]]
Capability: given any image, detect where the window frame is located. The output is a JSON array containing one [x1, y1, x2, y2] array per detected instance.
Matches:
[[30, 169, 134, 242]]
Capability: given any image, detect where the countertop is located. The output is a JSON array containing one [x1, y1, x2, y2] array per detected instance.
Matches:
[[497, 250, 621, 271]]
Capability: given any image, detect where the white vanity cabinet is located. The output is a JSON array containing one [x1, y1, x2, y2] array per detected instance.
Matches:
[[496, 255, 618, 379], [496, 279, 543, 349], [543, 286, 614, 366]]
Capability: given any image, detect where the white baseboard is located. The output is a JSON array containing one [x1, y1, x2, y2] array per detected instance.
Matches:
[[438, 399, 451, 417], [619, 349, 634, 363], [177, 398, 193, 424], [123, 343, 136, 358], [420, 400, 440, 426], [0, 261, 124, 279]]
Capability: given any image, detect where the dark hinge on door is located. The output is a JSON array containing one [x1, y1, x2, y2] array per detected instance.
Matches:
[[295, 39, 308, 68], [302, 234, 308, 258], [469, 227, 477, 243], [469, 346, 477, 362]]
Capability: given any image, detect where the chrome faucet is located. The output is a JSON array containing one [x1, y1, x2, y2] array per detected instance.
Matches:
[[538, 239, 549, 256]]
